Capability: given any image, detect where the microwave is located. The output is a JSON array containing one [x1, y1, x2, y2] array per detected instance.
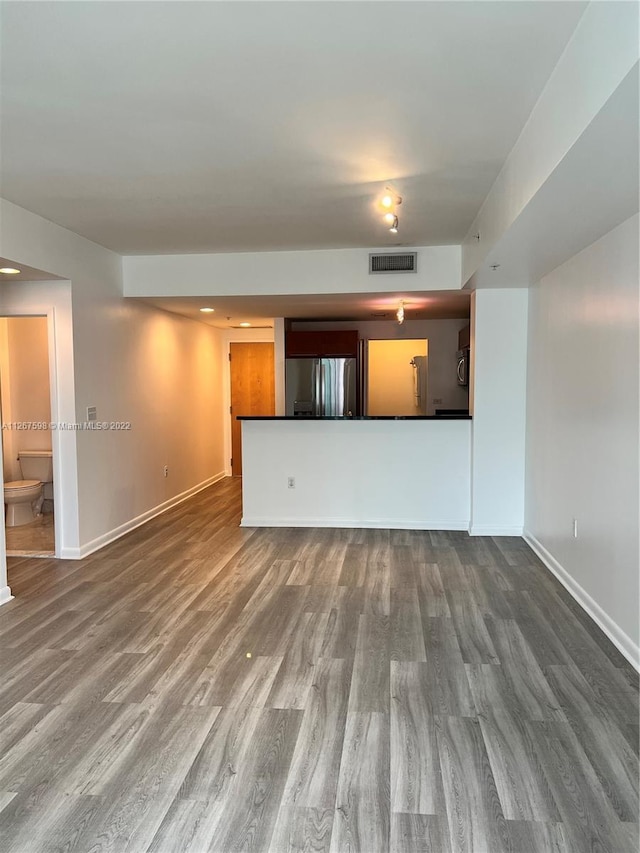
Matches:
[[456, 348, 469, 386]]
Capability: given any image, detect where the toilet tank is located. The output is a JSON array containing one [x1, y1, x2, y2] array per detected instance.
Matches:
[[19, 450, 53, 483]]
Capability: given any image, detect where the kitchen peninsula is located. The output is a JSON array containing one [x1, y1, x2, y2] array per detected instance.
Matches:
[[239, 415, 471, 530]]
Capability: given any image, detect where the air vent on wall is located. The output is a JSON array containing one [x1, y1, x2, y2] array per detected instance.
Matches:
[[369, 252, 417, 274]]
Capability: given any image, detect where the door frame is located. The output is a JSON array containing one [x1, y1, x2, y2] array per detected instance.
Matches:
[[0, 308, 68, 559]]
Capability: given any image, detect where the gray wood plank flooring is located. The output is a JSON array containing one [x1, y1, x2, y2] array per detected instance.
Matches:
[[0, 477, 637, 852]]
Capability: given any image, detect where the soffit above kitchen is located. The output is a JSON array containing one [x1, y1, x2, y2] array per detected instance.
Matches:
[[0, 1, 586, 255], [135, 290, 470, 330]]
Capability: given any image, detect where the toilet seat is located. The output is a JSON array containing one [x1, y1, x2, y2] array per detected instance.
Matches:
[[5, 479, 42, 494]]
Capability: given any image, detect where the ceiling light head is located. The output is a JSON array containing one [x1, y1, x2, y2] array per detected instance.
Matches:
[[0, 267, 21, 275], [380, 189, 402, 210], [199, 307, 215, 313], [239, 322, 251, 328], [383, 211, 396, 225], [389, 215, 399, 234], [396, 301, 405, 325]]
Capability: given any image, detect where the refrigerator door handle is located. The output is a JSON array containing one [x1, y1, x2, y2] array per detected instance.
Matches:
[[319, 360, 325, 416], [312, 360, 318, 417], [358, 340, 367, 416], [313, 359, 322, 417]]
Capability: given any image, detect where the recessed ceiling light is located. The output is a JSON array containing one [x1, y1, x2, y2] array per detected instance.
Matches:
[[199, 307, 215, 313], [239, 322, 251, 328], [0, 267, 21, 275]]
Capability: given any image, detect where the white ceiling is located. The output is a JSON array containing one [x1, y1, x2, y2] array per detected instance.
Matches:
[[137, 290, 471, 330], [0, 1, 586, 255]]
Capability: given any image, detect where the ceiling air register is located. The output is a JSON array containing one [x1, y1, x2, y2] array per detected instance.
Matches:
[[369, 252, 417, 274]]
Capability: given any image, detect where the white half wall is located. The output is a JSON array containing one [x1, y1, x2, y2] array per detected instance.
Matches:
[[525, 214, 639, 665], [470, 289, 528, 535], [241, 418, 471, 529]]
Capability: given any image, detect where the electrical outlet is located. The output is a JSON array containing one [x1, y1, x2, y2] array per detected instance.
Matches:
[[287, 477, 295, 489], [433, 398, 443, 405], [572, 518, 578, 539], [163, 466, 169, 478]]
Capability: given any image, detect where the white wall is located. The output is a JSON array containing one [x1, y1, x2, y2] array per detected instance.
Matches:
[[241, 418, 471, 529], [525, 214, 639, 663], [124, 244, 461, 297], [470, 289, 528, 535], [291, 318, 469, 415], [0, 200, 226, 557], [76, 304, 225, 552]]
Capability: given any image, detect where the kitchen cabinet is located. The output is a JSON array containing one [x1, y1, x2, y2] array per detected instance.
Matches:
[[458, 324, 471, 350], [285, 329, 358, 358]]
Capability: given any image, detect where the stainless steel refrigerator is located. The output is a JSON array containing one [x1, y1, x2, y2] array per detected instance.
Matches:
[[285, 357, 358, 417]]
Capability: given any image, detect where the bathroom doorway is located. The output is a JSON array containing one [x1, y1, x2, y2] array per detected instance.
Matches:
[[0, 317, 56, 557]]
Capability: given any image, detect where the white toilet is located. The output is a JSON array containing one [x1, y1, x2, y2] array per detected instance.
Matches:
[[4, 450, 53, 527]]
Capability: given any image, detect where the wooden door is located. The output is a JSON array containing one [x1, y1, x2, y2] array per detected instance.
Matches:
[[230, 342, 275, 476]]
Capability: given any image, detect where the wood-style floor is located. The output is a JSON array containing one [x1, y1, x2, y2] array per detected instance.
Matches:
[[0, 477, 637, 853]]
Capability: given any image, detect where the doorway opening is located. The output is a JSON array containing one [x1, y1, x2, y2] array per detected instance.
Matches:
[[0, 317, 56, 556], [367, 338, 429, 416], [229, 342, 275, 476]]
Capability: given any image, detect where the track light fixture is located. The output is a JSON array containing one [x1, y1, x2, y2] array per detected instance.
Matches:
[[379, 188, 402, 233], [380, 189, 402, 209], [396, 301, 405, 325]]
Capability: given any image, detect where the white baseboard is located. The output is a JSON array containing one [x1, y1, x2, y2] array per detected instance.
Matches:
[[0, 585, 14, 606], [469, 524, 524, 536], [524, 530, 639, 672], [62, 472, 227, 560], [241, 516, 470, 531]]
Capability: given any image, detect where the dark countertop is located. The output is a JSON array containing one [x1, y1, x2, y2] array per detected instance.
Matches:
[[238, 415, 472, 421]]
